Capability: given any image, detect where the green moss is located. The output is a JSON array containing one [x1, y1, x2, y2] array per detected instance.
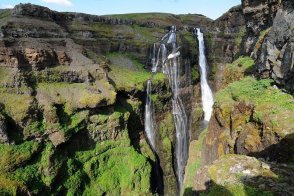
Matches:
[[8, 164, 43, 194], [107, 52, 151, 91], [75, 139, 151, 195], [23, 121, 46, 138], [37, 82, 116, 111], [183, 129, 207, 191], [63, 160, 87, 196], [0, 175, 25, 196], [152, 72, 167, 86], [0, 141, 40, 173], [158, 113, 174, 140], [215, 77, 294, 135], [191, 67, 200, 81], [0, 90, 32, 122], [234, 27, 246, 46], [222, 56, 255, 87], [254, 28, 271, 52], [204, 184, 273, 196], [0, 10, 11, 19]]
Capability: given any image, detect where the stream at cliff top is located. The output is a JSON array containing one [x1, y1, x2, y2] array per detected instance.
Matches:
[[194, 28, 214, 122], [145, 25, 190, 192]]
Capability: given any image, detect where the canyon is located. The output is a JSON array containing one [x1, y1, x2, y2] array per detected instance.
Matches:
[[0, 0, 293, 195]]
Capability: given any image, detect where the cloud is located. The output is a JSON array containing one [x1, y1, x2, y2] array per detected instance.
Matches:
[[0, 4, 14, 9], [41, 0, 72, 7]]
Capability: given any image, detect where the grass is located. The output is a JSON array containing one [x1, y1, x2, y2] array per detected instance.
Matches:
[[0, 9, 11, 26], [0, 89, 32, 122], [0, 141, 40, 173], [222, 56, 255, 87], [37, 82, 116, 112], [215, 77, 294, 136], [105, 12, 181, 26], [107, 52, 152, 91]]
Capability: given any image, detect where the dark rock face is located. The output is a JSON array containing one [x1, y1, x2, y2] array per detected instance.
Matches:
[[207, 5, 246, 90], [255, 0, 294, 92], [211, 5, 246, 63], [0, 113, 8, 143], [242, 0, 281, 54]]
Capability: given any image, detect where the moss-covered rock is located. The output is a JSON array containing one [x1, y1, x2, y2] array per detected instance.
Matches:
[[202, 76, 294, 165], [183, 129, 207, 194], [221, 56, 255, 88], [191, 154, 294, 196], [37, 82, 116, 112], [75, 136, 151, 195]]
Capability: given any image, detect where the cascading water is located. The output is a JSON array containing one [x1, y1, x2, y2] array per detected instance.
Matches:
[[195, 28, 214, 122], [146, 25, 190, 192], [144, 80, 156, 151]]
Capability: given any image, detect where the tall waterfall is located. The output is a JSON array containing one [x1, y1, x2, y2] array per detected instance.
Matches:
[[145, 80, 155, 151], [195, 28, 214, 122], [147, 25, 190, 191]]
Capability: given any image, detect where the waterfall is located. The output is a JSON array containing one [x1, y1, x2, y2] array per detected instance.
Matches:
[[144, 80, 155, 151], [195, 28, 214, 122], [147, 25, 190, 191]]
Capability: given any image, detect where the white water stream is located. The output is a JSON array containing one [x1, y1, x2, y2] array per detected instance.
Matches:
[[195, 28, 214, 122]]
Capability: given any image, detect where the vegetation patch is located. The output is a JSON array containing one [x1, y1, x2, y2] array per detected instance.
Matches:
[[222, 56, 255, 88], [37, 82, 116, 112], [254, 27, 272, 52], [75, 138, 151, 195], [183, 129, 207, 192], [0, 88, 32, 123], [215, 77, 294, 136], [107, 52, 152, 91]]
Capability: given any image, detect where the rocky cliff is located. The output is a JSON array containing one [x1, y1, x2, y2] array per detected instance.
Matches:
[[185, 0, 294, 195], [2, 1, 292, 195], [0, 3, 215, 195]]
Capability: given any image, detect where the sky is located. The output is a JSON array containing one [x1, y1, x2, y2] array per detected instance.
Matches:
[[0, 0, 241, 20]]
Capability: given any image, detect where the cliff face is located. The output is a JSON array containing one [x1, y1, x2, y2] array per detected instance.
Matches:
[[242, 0, 281, 54], [187, 0, 294, 195], [0, 3, 214, 195], [207, 5, 246, 90], [4, 1, 292, 195], [255, 0, 294, 93]]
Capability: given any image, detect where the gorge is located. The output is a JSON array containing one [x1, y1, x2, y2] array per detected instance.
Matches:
[[0, 0, 293, 195]]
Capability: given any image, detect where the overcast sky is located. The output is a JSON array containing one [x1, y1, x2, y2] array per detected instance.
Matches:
[[0, 0, 241, 20]]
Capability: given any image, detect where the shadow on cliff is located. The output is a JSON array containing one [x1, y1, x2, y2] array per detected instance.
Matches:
[[248, 133, 294, 164], [182, 175, 293, 196], [183, 133, 294, 195]]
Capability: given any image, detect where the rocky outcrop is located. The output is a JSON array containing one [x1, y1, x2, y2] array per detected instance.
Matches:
[[207, 5, 246, 90], [201, 76, 294, 165], [192, 155, 294, 195], [242, 0, 281, 54], [255, 0, 294, 93]]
